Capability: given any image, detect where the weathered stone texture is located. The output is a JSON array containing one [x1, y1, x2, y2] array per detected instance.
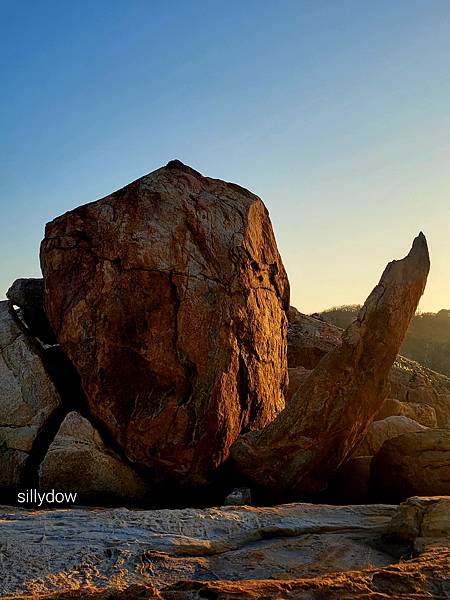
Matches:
[[39, 412, 150, 503], [371, 429, 450, 501], [0, 497, 449, 599], [374, 396, 438, 427], [352, 415, 428, 457], [0, 301, 61, 489], [232, 234, 430, 496], [40, 160, 289, 486]]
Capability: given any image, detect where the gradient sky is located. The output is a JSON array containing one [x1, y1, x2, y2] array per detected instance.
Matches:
[[1, 0, 449, 313]]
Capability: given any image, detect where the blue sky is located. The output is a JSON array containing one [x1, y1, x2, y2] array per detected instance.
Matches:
[[1, 0, 449, 311]]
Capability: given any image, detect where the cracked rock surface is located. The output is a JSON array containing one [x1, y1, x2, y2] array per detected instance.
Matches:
[[40, 160, 289, 487], [0, 497, 449, 598], [390, 356, 450, 429], [0, 301, 62, 490]]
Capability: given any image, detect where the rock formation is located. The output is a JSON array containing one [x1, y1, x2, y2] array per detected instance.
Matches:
[[374, 396, 437, 427], [371, 429, 450, 501], [40, 160, 289, 487], [352, 415, 428, 457], [287, 307, 450, 430], [39, 412, 150, 504], [287, 306, 341, 368], [0, 496, 448, 598], [0, 301, 62, 490], [390, 355, 450, 428], [6, 278, 56, 345], [232, 234, 430, 496], [2, 160, 449, 599], [286, 365, 311, 401]]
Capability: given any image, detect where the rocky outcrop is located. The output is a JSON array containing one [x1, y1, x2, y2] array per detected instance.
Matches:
[[288, 309, 450, 429], [374, 396, 438, 427], [6, 278, 56, 345], [224, 486, 252, 506], [352, 415, 428, 457], [371, 429, 450, 501], [390, 355, 450, 428], [39, 412, 150, 504], [10, 550, 448, 599], [388, 495, 450, 549], [232, 234, 430, 497], [0, 497, 449, 599], [0, 301, 62, 490], [40, 160, 289, 488]]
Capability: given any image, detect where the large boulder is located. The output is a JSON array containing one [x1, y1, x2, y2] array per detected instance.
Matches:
[[6, 278, 56, 345], [39, 412, 150, 504], [40, 160, 289, 487], [0, 301, 61, 490], [371, 429, 450, 501], [388, 495, 450, 549], [232, 234, 430, 497], [352, 415, 428, 457]]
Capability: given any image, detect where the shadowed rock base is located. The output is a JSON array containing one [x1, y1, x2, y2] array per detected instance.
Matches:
[[371, 429, 450, 501]]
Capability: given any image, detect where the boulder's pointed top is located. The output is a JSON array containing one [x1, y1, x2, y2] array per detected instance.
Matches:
[[164, 159, 203, 178]]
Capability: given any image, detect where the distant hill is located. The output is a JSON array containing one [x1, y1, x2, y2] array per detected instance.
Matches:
[[317, 305, 450, 377]]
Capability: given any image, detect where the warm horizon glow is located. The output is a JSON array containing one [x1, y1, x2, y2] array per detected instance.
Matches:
[[1, 1, 449, 314]]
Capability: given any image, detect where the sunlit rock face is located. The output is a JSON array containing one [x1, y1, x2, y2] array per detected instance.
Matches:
[[40, 160, 289, 487], [287, 307, 450, 431], [374, 397, 437, 428], [232, 234, 430, 497]]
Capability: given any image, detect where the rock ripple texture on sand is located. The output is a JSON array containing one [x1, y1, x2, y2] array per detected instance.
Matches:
[[0, 497, 449, 598]]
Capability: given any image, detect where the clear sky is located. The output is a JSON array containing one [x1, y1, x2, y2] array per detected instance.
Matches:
[[1, 0, 449, 313]]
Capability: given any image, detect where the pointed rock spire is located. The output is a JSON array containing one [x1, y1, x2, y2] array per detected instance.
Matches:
[[231, 233, 430, 497]]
